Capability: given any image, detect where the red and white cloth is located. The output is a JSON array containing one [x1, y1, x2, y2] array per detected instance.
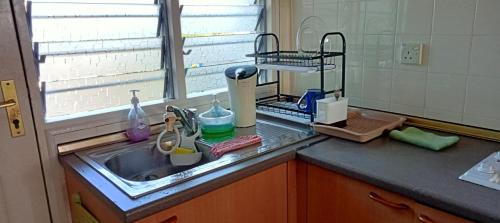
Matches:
[[210, 135, 262, 157]]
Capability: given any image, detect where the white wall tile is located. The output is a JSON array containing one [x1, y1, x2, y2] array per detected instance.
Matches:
[[292, 0, 314, 34], [397, 0, 434, 35], [364, 34, 395, 69], [365, 0, 397, 34], [394, 35, 430, 72], [469, 36, 500, 77], [425, 109, 463, 123], [464, 76, 500, 119], [363, 99, 390, 111], [425, 73, 466, 112], [432, 0, 476, 35], [463, 115, 500, 131], [339, 1, 366, 34], [345, 34, 364, 67], [349, 97, 363, 107], [390, 103, 425, 116], [428, 35, 471, 75], [314, 0, 338, 3], [474, 0, 500, 35], [325, 69, 342, 92], [291, 0, 500, 130], [293, 69, 342, 96], [362, 68, 392, 102], [346, 66, 363, 98], [293, 72, 321, 95], [391, 70, 426, 107], [314, 1, 339, 31]]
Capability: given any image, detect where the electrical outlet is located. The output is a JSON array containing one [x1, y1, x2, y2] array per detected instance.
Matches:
[[400, 43, 423, 65]]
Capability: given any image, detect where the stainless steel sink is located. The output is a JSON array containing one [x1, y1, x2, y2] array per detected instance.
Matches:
[[103, 145, 215, 182], [76, 118, 314, 198]]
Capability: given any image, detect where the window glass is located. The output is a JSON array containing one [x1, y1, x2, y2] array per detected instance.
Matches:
[[180, 0, 267, 97], [27, 0, 171, 119]]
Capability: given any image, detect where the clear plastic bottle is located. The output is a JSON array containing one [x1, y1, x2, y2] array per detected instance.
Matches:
[[126, 90, 151, 142]]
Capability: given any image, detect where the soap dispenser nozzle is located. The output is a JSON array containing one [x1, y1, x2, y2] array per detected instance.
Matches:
[[130, 90, 140, 105]]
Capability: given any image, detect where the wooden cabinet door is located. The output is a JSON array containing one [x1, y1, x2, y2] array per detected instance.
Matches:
[[414, 203, 474, 223], [136, 163, 288, 223], [65, 169, 123, 223], [307, 164, 415, 223]]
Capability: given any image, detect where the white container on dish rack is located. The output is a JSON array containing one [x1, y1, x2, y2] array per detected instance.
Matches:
[[315, 97, 348, 124]]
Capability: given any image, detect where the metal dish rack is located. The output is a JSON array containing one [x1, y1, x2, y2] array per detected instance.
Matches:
[[248, 32, 346, 123]]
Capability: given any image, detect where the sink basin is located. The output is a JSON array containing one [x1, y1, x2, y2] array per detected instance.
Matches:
[[76, 118, 315, 198], [104, 145, 214, 182]]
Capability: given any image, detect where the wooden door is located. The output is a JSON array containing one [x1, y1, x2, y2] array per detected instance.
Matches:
[[307, 164, 415, 223], [414, 203, 473, 223], [0, 1, 51, 223], [136, 163, 288, 223]]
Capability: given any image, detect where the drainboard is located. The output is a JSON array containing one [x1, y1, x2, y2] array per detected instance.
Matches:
[[76, 119, 314, 198]]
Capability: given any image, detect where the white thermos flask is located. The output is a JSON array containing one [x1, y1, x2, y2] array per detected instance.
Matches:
[[225, 65, 258, 127]]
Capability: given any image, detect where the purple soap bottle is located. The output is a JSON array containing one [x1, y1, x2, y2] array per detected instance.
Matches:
[[126, 90, 150, 142]]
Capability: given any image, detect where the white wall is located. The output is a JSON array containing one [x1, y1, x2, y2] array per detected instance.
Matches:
[[292, 0, 500, 131]]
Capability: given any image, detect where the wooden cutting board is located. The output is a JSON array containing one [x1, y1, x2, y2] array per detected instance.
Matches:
[[313, 108, 406, 143]]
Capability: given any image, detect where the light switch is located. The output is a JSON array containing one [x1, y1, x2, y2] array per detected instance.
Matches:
[[400, 43, 424, 65]]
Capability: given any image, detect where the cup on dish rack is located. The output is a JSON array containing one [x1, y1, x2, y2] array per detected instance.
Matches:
[[297, 89, 325, 113], [315, 97, 349, 125]]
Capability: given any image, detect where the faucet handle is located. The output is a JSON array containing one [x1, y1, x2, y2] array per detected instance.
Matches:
[[185, 108, 199, 135], [186, 108, 197, 118], [166, 105, 175, 112], [164, 112, 177, 132]]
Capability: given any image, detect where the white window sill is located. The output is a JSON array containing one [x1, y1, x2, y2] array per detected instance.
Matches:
[[187, 87, 228, 99]]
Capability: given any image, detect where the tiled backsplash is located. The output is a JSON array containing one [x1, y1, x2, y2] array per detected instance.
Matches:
[[292, 0, 500, 131]]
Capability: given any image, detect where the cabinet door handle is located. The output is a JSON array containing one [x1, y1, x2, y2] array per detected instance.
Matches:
[[159, 216, 177, 223], [368, 192, 410, 210], [418, 215, 437, 223]]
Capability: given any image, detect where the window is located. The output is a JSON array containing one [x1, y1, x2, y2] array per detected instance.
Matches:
[[179, 0, 267, 97], [27, 0, 172, 119]]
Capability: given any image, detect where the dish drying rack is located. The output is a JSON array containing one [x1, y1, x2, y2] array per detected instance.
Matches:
[[247, 32, 346, 123]]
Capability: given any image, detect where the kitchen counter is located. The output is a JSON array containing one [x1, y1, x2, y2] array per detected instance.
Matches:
[[62, 114, 500, 223], [61, 132, 328, 223], [297, 131, 500, 223]]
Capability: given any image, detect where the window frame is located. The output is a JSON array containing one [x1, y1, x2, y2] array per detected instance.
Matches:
[[43, 0, 179, 131], [45, 0, 278, 144], [27, 0, 171, 120], [13, 2, 281, 223]]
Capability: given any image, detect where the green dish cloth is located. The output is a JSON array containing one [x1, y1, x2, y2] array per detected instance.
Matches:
[[389, 127, 459, 151]]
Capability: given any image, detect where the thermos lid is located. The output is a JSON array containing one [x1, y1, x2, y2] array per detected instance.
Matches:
[[225, 65, 258, 80]]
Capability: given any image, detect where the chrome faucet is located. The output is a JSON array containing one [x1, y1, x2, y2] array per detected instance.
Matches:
[[165, 105, 199, 137]]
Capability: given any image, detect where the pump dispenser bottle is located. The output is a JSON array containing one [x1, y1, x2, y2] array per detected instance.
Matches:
[[126, 90, 150, 142]]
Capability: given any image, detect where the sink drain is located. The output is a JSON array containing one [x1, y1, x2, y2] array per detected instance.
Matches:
[[144, 174, 159, 181]]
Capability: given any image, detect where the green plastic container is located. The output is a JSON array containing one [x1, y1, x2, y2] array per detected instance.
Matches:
[[198, 95, 235, 140]]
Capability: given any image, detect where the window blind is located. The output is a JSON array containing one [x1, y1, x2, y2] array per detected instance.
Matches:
[[179, 0, 267, 96], [28, 0, 171, 118]]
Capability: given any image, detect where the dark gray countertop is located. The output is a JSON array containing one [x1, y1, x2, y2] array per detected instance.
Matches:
[[297, 132, 500, 223]]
